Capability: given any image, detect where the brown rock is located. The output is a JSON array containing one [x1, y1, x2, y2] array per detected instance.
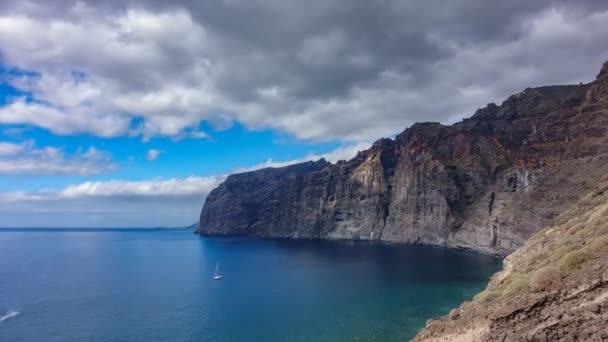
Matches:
[[197, 61, 608, 256]]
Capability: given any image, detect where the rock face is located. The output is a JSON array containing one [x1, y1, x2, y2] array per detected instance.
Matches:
[[197, 61, 608, 255], [414, 178, 608, 341]]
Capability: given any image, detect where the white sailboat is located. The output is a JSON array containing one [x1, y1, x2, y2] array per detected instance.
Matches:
[[213, 261, 223, 280]]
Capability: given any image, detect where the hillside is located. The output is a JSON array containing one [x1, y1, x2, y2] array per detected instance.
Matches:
[[414, 177, 608, 341]]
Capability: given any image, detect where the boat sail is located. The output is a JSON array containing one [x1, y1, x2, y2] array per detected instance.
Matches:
[[213, 261, 223, 280]]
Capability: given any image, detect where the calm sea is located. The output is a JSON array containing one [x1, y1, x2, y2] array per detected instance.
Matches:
[[0, 229, 500, 341]]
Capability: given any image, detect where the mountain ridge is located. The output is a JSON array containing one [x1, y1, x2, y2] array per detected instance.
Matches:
[[197, 61, 608, 256]]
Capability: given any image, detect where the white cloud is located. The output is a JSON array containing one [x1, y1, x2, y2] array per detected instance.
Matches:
[[0, 175, 225, 227], [0, 159, 112, 175], [0, 7, 213, 138], [235, 141, 372, 172], [146, 149, 161, 161], [169, 129, 209, 142], [58, 176, 225, 199], [0, 140, 115, 175], [0, 99, 131, 138], [81, 147, 111, 162], [0, 142, 25, 156], [0, 142, 369, 226], [315, 141, 372, 163], [0, 176, 225, 202], [0, 141, 366, 202], [1, 1, 608, 227], [0, 2, 606, 141]]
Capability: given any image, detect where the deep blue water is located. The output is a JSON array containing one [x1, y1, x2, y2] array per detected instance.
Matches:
[[0, 229, 501, 341]]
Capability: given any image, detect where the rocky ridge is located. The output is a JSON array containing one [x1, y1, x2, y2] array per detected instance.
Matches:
[[197, 61, 608, 256]]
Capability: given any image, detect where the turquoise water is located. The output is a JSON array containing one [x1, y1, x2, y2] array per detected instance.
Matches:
[[0, 229, 501, 341]]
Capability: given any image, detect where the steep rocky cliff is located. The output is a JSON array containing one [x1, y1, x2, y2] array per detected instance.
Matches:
[[197, 61, 608, 256], [414, 177, 608, 341]]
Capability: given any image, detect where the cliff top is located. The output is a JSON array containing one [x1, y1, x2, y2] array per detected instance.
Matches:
[[225, 158, 329, 181], [597, 60, 608, 80]]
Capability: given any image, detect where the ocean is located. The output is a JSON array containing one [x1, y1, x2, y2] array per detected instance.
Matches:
[[0, 229, 501, 341]]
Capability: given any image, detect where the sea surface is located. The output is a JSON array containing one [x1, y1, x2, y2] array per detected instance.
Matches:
[[0, 229, 501, 341]]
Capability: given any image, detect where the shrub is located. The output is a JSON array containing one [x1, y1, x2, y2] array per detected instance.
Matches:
[[557, 249, 589, 273], [502, 277, 530, 297], [527, 251, 549, 268], [552, 242, 578, 262], [530, 266, 561, 291]]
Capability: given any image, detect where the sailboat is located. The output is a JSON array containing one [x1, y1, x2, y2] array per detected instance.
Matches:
[[213, 261, 223, 280]]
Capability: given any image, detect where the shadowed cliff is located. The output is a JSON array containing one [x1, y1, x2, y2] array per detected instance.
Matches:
[[197, 61, 608, 256]]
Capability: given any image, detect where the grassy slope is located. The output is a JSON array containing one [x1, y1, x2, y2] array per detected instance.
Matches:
[[414, 177, 608, 341]]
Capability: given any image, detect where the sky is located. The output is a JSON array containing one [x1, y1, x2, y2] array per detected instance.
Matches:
[[1, 0, 608, 228]]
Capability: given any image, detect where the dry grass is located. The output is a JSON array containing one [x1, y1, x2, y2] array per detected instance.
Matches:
[[530, 266, 561, 291], [525, 251, 550, 271], [416, 180, 608, 342], [502, 277, 530, 297], [462, 181, 608, 317], [557, 249, 590, 273], [552, 242, 578, 263], [590, 235, 608, 254]]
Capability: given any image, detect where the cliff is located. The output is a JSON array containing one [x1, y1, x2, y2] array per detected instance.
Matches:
[[414, 177, 608, 341], [197, 61, 608, 256]]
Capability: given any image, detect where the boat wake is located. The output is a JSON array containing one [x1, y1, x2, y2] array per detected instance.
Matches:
[[0, 311, 20, 322]]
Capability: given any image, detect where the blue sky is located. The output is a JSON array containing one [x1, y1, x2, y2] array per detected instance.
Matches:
[[1, 0, 607, 227], [0, 66, 369, 227], [0, 118, 343, 192], [0, 65, 371, 227]]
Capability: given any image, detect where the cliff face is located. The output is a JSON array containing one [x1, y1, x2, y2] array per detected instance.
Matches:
[[414, 177, 608, 341], [197, 61, 608, 255]]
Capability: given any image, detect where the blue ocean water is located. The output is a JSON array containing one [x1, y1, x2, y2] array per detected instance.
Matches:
[[0, 229, 501, 341]]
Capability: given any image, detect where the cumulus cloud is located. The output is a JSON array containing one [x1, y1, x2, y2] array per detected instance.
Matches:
[[0, 174, 225, 227], [0, 175, 225, 202], [146, 149, 161, 161], [59, 176, 223, 198], [0, 141, 25, 156], [0, 140, 115, 175], [0, 1, 606, 141], [0, 141, 366, 202]]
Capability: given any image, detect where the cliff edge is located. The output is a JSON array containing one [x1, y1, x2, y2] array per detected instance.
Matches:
[[414, 176, 608, 341], [197, 61, 608, 256]]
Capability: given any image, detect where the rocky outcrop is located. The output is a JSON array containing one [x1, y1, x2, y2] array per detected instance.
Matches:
[[414, 177, 608, 341], [197, 61, 608, 256]]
